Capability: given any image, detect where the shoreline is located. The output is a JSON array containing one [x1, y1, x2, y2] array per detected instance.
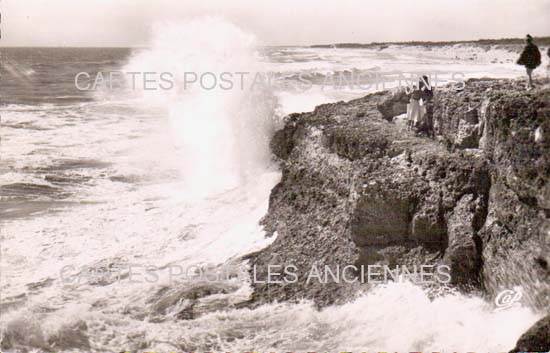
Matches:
[[311, 36, 550, 49]]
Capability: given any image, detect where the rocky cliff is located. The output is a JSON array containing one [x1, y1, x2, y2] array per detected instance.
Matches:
[[247, 78, 550, 345]]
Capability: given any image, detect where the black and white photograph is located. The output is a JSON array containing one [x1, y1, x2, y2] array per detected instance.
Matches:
[[0, 0, 549, 352]]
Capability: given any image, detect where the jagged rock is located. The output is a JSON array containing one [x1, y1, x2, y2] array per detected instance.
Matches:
[[351, 187, 412, 246], [249, 78, 550, 308], [376, 89, 409, 121], [455, 119, 481, 148], [477, 88, 550, 309], [538, 184, 550, 209], [509, 315, 550, 352], [463, 108, 480, 124], [270, 113, 301, 159], [438, 99, 484, 149], [410, 198, 446, 243], [443, 194, 482, 287]]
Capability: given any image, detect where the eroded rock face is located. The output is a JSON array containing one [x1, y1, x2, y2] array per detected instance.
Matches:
[[443, 194, 484, 288], [249, 79, 550, 309], [351, 186, 413, 246], [376, 90, 409, 121]]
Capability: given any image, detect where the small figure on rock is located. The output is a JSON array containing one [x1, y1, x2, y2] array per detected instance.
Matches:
[[419, 75, 435, 138], [406, 84, 422, 131], [517, 34, 541, 89]]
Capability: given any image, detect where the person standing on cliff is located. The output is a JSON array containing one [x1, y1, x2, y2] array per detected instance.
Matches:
[[516, 34, 541, 89], [406, 84, 423, 131], [419, 75, 434, 138]]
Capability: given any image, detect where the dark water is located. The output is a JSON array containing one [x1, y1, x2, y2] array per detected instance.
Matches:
[[0, 48, 132, 105], [0, 48, 154, 221]]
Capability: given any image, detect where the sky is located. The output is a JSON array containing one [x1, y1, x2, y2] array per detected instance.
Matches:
[[1, 0, 550, 46]]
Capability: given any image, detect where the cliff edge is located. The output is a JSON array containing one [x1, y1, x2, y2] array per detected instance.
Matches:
[[249, 78, 549, 318]]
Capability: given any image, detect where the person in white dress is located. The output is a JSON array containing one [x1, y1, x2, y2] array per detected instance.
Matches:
[[406, 85, 423, 131]]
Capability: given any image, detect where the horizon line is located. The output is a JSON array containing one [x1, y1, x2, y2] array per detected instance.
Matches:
[[2, 35, 550, 49]]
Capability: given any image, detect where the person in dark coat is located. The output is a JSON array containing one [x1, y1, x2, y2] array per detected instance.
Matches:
[[419, 75, 435, 138], [517, 34, 541, 89]]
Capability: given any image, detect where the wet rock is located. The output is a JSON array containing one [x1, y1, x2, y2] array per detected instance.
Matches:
[[509, 315, 550, 352], [270, 114, 302, 160]]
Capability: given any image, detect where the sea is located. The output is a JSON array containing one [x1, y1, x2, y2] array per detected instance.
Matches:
[[0, 18, 547, 353]]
